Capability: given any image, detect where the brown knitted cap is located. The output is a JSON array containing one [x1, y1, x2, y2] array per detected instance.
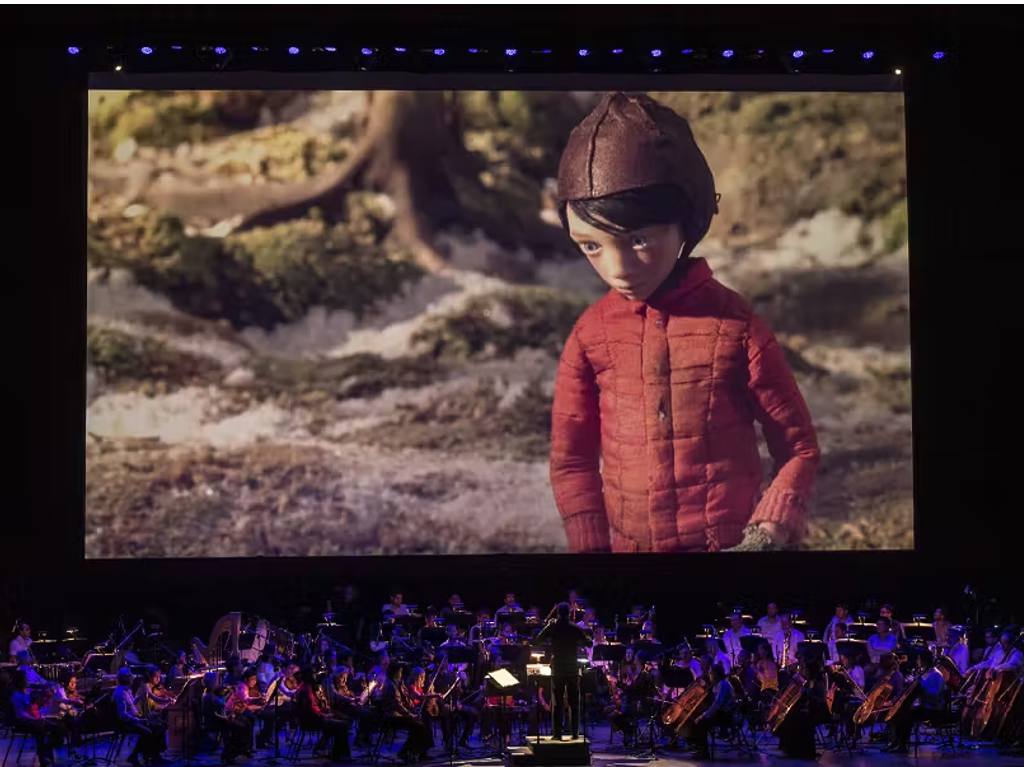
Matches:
[[557, 92, 719, 245]]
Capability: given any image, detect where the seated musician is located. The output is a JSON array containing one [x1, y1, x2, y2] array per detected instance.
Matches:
[[865, 617, 899, 686], [382, 591, 410, 619], [837, 648, 866, 692], [440, 624, 466, 648], [296, 666, 352, 763], [878, 651, 905, 700], [932, 607, 952, 650], [440, 594, 465, 623], [189, 637, 209, 670], [946, 626, 971, 674], [404, 666, 438, 750], [220, 681, 257, 764], [734, 650, 761, 703], [609, 653, 656, 745], [239, 666, 279, 749], [167, 651, 190, 684], [770, 614, 805, 675], [15, 650, 48, 687], [971, 627, 999, 666], [979, 629, 1023, 679], [703, 636, 732, 674], [722, 613, 750, 668], [373, 663, 432, 763], [11, 670, 66, 767], [496, 592, 524, 618], [139, 666, 174, 715], [753, 641, 779, 700], [199, 673, 226, 741], [885, 649, 947, 755], [824, 603, 855, 644], [8, 621, 33, 663], [255, 647, 278, 692], [575, 608, 598, 630], [50, 671, 88, 754], [776, 657, 828, 760], [435, 656, 477, 749], [113, 667, 168, 766], [757, 603, 784, 645], [880, 604, 906, 642], [684, 663, 735, 760]]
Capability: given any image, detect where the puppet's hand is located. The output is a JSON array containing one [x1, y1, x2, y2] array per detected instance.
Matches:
[[724, 525, 785, 552]]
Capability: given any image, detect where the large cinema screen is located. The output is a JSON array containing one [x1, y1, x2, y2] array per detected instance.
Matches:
[[85, 88, 912, 557]]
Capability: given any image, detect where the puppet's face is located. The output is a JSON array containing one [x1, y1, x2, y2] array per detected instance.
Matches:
[[566, 206, 685, 302]]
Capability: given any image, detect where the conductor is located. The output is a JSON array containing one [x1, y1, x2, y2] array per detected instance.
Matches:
[[536, 602, 589, 740]]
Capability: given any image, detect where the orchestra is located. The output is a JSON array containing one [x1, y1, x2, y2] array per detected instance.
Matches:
[[1, 590, 1022, 764]]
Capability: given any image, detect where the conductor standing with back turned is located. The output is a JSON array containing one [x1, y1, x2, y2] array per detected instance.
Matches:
[[536, 602, 589, 740]]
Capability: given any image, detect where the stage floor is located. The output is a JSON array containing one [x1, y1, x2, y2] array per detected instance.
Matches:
[[1, 723, 1020, 767]]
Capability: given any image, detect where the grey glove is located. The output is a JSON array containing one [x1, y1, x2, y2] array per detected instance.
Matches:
[[724, 524, 785, 552]]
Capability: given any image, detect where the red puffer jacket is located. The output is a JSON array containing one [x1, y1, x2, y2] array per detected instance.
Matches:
[[549, 256, 820, 553]]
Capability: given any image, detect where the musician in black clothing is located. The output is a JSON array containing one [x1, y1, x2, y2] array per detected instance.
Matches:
[[535, 603, 589, 740]]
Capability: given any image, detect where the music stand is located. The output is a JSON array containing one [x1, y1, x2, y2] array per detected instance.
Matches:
[[525, 662, 551, 745], [739, 635, 763, 654], [257, 677, 283, 765], [591, 644, 626, 665], [498, 644, 531, 669], [797, 640, 826, 665], [835, 639, 868, 666], [484, 668, 520, 758]]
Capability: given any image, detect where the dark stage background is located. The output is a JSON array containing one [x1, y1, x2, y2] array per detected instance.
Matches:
[[3, 6, 1022, 643]]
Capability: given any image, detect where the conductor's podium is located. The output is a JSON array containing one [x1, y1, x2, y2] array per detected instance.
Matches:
[[505, 736, 591, 766]]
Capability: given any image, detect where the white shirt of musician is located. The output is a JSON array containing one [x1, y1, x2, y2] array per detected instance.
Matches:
[[866, 633, 899, 664], [771, 629, 805, 667], [9, 636, 31, 660], [757, 616, 784, 641], [948, 643, 970, 674], [823, 615, 855, 643], [847, 664, 866, 691], [991, 647, 1024, 673], [722, 628, 750, 666]]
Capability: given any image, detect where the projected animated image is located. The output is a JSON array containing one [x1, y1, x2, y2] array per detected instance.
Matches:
[[86, 89, 912, 556]]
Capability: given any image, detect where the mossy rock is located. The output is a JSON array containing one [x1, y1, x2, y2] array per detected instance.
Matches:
[[89, 90, 302, 155], [200, 124, 351, 183], [411, 287, 588, 361], [345, 377, 552, 461], [88, 202, 423, 330], [244, 352, 444, 403], [87, 324, 219, 392]]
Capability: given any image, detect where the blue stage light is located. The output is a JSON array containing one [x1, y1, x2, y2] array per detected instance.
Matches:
[[723, 49, 734, 58], [140, 46, 153, 55], [433, 48, 445, 56], [651, 48, 662, 57], [214, 46, 227, 56], [288, 46, 300, 55], [505, 48, 517, 56], [324, 46, 336, 53], [171, 45, 183, 51], [67, 46, 80, 55], [681, 48, 694, 55], [578, 49, 589, 57], [362, 47, 374, 56], [611, 48, 624, 54], [393, 47, 406, 53], [862, 50, 875, 60], [822, 48, 835, 54], [792, 49, 804, 59], [467, 48, 479, 54], [933, 50, 946, 60], [540, 49, 552, 54]]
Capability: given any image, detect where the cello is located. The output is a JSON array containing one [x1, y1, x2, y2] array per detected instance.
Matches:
[[766, 673, 805, 734], [660, 677, 712, 733]]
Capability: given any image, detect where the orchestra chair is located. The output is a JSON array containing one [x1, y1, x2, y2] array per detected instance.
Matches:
[[707, 709, 756, 761], [2, 722, 38, 767], [284, 719, 326, 763]]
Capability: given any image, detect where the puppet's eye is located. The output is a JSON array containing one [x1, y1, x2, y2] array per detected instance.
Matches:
[[579, 241, 600, 255], [632, 235, 649, 249]]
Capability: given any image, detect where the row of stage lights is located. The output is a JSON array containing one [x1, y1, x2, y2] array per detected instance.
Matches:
[[66, 43, 949, 74]]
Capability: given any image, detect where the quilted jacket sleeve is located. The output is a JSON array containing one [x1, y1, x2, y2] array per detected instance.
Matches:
[[744, 312, 821, 540], [549, 323, 611, 553]]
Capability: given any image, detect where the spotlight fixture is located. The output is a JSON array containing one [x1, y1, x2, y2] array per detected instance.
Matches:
[[433, 48, 445, 56], [287, 46, 300, 55], [895, 68, 902, 75], [393, 47, 406, 53], [862, 50, 875, 60], [722, 49, 735, 58], [505, 48, 517, 56], [213, 46, 227, 56], [324, 46, 336, 53], [467, 48, 479, 54], [650, 48, 662, 57], [67, 46, 80, 55], [114, 64, 123, 72], [140, 46, 153, 55], [792, 49, 804, 59], [361, 47, 374, 56], [578, 48, 589, 57], [681, 48, 694, 55], [611, 48, 624, 54], [822, 48, 835, 54], [932, 50, 946, 60]]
